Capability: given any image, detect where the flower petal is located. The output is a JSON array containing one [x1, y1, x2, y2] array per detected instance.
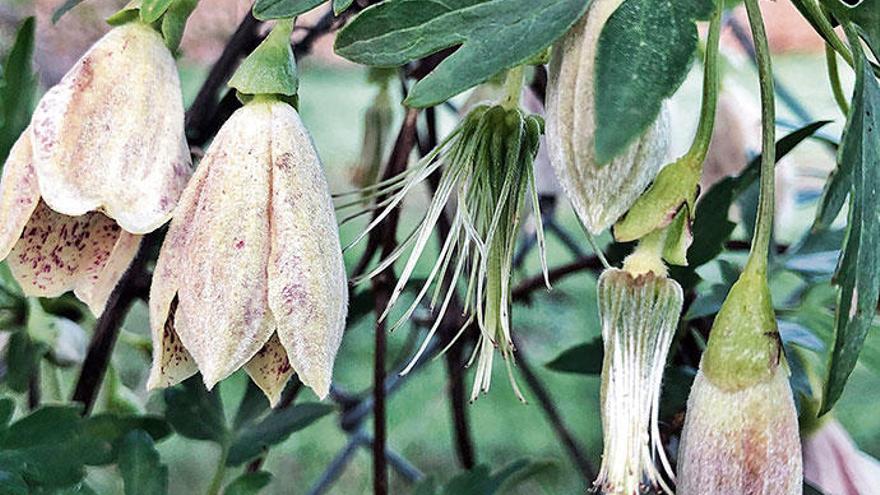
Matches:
[[146, 297, 198, 390], [168, 102, 275, 389], [266, 102, 347, 400], [244, 333, 294, 407], [0, 129, 40, 260], [6, 201, 141, 315], [30, 23, 191, 234]]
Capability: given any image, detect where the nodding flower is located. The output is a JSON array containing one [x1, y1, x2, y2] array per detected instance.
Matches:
[[340, 103, 549, 401], [0, 22, 191, 315], [147, 98, 347, 405]]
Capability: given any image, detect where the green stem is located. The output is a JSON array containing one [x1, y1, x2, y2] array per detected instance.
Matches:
[[684, 3, 723, 166], [502, 66, 525, 110], [826, 44, 850, 116], [791, 0, 854, 67], [743, 0, 775, 274], [206, 440, 230, 495]]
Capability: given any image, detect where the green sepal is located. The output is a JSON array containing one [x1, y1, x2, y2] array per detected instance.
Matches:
[[107, 4, 142, 26], [614, 155, 701, 243], [701, 266, 781, 391], [140, 0, 174, 23], [236, 92, 298, 110], [229, 19, 298, 98], [662, 207, 691, 266], [161, 0, 199, 52]]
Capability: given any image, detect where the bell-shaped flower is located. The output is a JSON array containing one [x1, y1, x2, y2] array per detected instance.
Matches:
[[678, 268, 802, 494], [804, 418, 880, 494], [0, 129, 142, 315], [29, 22, 191, 234], [147, 99, 347, 405], [0, 21, 191, 314], [677, 365, 802, 494]]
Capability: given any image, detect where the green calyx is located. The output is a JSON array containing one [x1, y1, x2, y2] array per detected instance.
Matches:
[[106, 0, 198, 52], [229, 19, 298, 101], [614, 154, 700, 244], [701, 264, 782, 391]]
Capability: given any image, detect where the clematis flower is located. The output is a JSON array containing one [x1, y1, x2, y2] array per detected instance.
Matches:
[[677, 366, 802, 494], [147, 99, 347, 405], [0, 21, 191, 314], [804, 418, 880, 494]]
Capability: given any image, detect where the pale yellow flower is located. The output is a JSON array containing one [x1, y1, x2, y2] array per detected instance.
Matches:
[[147, 99, 347, 405]]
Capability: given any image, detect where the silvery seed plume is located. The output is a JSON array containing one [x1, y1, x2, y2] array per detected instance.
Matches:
[[148, 100, 347, 405], [340, 104, 548, 401], [595, 267, 681, 495], [545, 0, 670, 234]]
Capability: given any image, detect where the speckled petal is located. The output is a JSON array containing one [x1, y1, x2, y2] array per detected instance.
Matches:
[[146, 297, 197, 390], [267, 102, 347, 400], [30, 23, 191, 234], [0, 129, 40, 260], [6, 201, 141, 315], [244, 333, 294, 407], [168, 102, 275, 390], [148, 141, 214, 390]]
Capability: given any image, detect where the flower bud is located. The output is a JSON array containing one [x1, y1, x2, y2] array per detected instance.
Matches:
[[595, 267, 682, 494], [677, 366, 802, 495], [546, 0, 670, 234], [148, 99, 347, 405], [29, 22, 191, 234]]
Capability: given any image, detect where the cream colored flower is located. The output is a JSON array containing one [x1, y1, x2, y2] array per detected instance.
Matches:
[[0, 129, 142, 315], [29, 22, 191, 234], [0, 21, 191, 315], [147, 99, 347, 405]]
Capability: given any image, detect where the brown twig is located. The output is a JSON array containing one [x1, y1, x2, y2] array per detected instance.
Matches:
[[513, 256, 603, 302], [367, 108, 420, 494], [71, 235, 155, 415]]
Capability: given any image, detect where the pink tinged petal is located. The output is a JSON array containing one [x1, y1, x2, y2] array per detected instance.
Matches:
[[244, 333, 294, 407], [6, 201, 140, 316], [30, 23, 191, 235], [147, 297, 198, 390], [170, 102, 275, 390], [0, 129, 41, 260], [266, 102, 347, 400], [148, 152, 214, 390]]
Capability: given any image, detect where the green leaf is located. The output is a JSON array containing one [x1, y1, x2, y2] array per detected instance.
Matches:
[[335, 0, 590, 107], [229, 19, 298, 98], [442, 459, 538, 495], [223, 471, 273, 495], [233, 380, 270, 429], [594, 0, 715, 163], [118, 430, 168, 495], [80, 415, 172, 465], [821, 42, 880, 414], [161, 0, 200, 52], [0, 17, 37, 163], [253, 0, 326, 19], [5, 331, 48, 393], [823, 0, 880, 60], [227, 403, 334, 465], [0, 399, 14, 429], [164, 378, 228, 443], [0, 406, 87, 488], [140, 0, 175, 23], [544, 339, 603, 375], [333, 0, 354, 15], [52, 0, 88, 23], [412, 477, 438, 495], [0, 471, 27, 495], [689, 121, 831, 267]]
